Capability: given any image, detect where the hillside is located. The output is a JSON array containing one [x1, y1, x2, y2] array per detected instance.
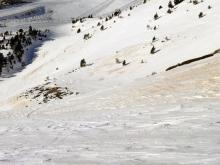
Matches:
[[0, 0, 220, 164]]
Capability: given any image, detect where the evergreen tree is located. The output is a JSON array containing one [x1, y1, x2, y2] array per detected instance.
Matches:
[[0, 53, 4, 75], [168, 1, 174, 8], [80, 59, 86, 67]]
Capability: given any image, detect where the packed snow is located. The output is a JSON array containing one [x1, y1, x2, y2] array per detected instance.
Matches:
[[0, 0, 220, 164]]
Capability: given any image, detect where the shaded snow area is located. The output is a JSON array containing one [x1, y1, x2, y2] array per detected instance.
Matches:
[[0, 0, 220, 164]]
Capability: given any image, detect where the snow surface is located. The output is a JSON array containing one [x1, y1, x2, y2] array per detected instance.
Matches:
[[0, 0, 220, 164]]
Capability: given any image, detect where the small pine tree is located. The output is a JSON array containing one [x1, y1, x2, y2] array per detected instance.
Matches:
[[154, 13, 159, 20], [152, 36, 157, 42], [0, 53, 4, 75], [122, 60, 127, 66], [168, 1, 174, 8], [100, 25, 105, 31], [198, 12, 204, 18], [97, 22, 101, 26], [167, 9, 173, 14], [77, 28, 81, 33], [28, 26, 33, 35], [150, 46, 156, 54], [80, 59, 86, 67]]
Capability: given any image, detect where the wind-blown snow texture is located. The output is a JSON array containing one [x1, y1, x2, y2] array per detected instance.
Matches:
[[0, 0, 220, 164]]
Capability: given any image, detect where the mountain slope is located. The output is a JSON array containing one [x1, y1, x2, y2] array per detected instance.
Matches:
[[0, 0, 220, 164]]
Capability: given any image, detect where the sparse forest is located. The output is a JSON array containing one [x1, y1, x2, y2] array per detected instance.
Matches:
[[0, 27, 48, 76]]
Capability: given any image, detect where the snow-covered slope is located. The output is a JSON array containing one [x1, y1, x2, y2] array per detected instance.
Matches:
[[0, 0, 142, 31], [0, 0, 220, 164]]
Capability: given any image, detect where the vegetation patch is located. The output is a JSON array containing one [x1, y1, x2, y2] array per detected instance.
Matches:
[[19, 83, 78, 104]]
